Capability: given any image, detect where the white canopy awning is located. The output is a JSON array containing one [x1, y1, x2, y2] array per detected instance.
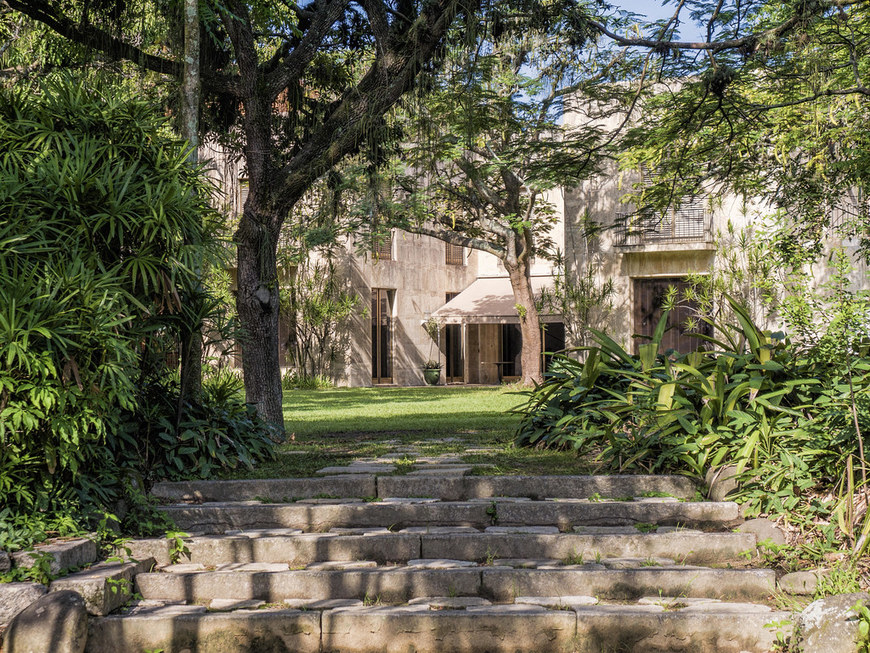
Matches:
[[430, 276, 560, 325]]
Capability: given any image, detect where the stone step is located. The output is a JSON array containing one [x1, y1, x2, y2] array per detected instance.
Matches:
[[134, 566, 775, 603], [151, 475, 377, 503], [419, 530, 755, 566], [85, 601, 789, 652], [151, 474, 697, 503], [124, 529, 755, 568], [158, 499, 739, 533]]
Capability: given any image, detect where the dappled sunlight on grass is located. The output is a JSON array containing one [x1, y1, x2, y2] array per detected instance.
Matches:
[[219, 386, 588, 480], [283, 386, 525, 438]]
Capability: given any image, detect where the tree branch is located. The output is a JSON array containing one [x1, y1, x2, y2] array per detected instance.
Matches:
[[5, 0, 179, 76], [273, 0, 469, 211], [265, 0, 350, 99], [587, 7, 814, 53], [403, 223, 506, 258]]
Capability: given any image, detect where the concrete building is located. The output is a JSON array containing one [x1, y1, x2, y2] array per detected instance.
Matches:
[[204, 136, 867, 386]]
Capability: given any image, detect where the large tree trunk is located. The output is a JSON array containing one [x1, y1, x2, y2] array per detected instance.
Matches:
[[235, 210, 285, 437], [506, 259, 543, 386], [178, 0, 202, 406]]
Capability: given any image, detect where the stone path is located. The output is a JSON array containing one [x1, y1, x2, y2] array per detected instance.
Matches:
[[3, 452, 795, 652]]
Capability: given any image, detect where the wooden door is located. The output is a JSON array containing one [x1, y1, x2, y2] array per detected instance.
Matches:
[[633, 278, 708, 354]]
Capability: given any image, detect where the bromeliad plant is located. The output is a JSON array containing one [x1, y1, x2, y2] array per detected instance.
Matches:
[[516, 295, 868, 529]]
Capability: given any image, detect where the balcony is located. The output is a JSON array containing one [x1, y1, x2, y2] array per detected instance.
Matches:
[[615, 204, 712, 250]]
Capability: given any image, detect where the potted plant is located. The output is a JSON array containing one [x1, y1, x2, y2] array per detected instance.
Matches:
[[422, 360, 442, 385]]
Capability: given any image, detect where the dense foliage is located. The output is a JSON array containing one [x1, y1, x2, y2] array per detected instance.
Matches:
[[0, 77, 274, 550], [517, 296, 870, 547]]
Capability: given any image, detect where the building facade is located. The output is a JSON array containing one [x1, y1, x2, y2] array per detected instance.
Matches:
[[204, 134, 868, 387]]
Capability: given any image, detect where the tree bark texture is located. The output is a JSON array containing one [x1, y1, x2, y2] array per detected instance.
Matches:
[[506, 257, 543, 386], [178, 0, 203, 405], [235, 209, 284, 435]]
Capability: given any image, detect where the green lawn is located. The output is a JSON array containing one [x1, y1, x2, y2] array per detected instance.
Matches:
[[283, 385, 524, 438], [219, 385, 593, 479]]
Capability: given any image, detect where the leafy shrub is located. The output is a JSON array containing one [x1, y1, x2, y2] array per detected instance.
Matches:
[[0, 76, 275, 549], [282, 370, 335, 390], [516, 296, 869, 526], [113, 368, 276, 483]]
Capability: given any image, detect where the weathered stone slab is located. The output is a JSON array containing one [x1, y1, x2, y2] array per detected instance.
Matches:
[[516, 595, 598, 607], [797, 592, 870, 653], [316, 465, 395, 475], [376, 474, 697, 501], [86, 608, 321, 653], [0, 552, 10, 573], [213, 562, 290, 572], [150, 475, 376, 502], [492, 559, 559, 569], [637, 596, 720, 608], [158, 501, 492, 533], [481, 568, 776, 602], [573, 605, 790, 653], [407, 559, 478, 569], [420, 531, 755, 566], [779, 570, 821, 595], [226, 528, 304, 537], [599, 557, 674, 569], [0, 582, 47, 630], [120, 538, 174, 567], [399, 526, 479, 534], [139, 531, 420, 567], [496, 500, 740, 530], [284, 598, 362, 609], [3, 590, 87, 653], [135, 568, 483, 603], [485, 526, 560, 534], [50, 558, 155, 616], [680, 601, 772, 613], [208, 599, 265, 611], [12, 538, 98, 576], [406, 467, 472, 476], [322, 605, 576, 653], [124, 601, 204, 616], [305, 561, 378, 570], [572, 526, 638, 535], [407, 597, 492, 609], [738, 517, 786, 546]]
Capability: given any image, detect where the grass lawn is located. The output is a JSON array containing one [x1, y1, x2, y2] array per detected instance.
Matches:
[[283, 385, 523, 438], [220, 385, 593, 479]]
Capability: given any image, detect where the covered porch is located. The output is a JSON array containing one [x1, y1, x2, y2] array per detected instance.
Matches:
[[430, 276, 565, 384]]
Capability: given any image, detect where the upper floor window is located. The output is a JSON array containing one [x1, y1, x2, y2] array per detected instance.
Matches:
[[615, 169, 710, 247], [373, 231, 393, 261], [446, 242, 464, 265]]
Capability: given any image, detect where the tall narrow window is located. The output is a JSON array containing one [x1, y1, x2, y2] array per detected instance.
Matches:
[[238, 178, 249, 215], [371, 288, 393, 383], [444, 292, 463, 383], [373, 231, 393, 261], [445, 243, 464, 265]]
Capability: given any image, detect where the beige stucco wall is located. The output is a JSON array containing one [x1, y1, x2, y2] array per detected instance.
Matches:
[[340, 231, 479, 386], [564, 161, 760, 350]]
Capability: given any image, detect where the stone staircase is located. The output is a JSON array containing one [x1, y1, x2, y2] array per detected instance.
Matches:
[[79, 459, 791, 652]]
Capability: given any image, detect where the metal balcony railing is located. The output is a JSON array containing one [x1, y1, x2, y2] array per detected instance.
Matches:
[[615, 204, 712, 247]]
